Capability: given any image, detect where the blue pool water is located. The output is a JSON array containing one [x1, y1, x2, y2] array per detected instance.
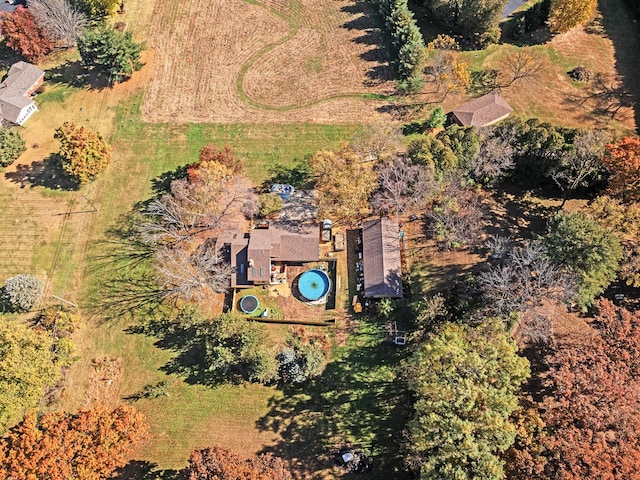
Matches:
[[298, 269, 331, 301]]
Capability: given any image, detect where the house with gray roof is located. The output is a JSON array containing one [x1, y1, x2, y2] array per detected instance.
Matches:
[[0, 62, 44, 125], [362, 217, 403, 298], [451, 92, 513, 128]]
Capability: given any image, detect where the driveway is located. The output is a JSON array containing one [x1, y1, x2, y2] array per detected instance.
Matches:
[[502, 0, 528, 18]]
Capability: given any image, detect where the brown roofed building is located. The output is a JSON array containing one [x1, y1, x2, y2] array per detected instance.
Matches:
[[0, 62, 44, 125], [451, 92, 513, 127], [362, 218, 403, 298], [218, 224, 320, 287]]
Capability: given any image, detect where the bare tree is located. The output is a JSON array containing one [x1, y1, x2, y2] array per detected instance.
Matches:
[[138, 176, 257, 246], [428, 176, 486, 250], [372, 156, 438, 219], [153, 240, 232, 301], [29, 0, 88, 48], [472, 128, 515, 183], [498, 50, 542, 89], [479, 240, 576, 317], [349, 122, 405, 162]]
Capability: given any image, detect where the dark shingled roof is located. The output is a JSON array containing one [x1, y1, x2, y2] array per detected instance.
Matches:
[[362, 218, 403, 298], [0, 61, 44, 124], [218, 224, 320, 287], [451, 92, 513, 127]]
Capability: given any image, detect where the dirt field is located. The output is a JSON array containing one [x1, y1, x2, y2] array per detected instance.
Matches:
[[141, 0, 395, 123]]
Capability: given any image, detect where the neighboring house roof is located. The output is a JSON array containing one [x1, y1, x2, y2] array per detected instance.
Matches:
[[0, 61, 44, 124], [451, 92, 513, 127], [362, 218, 403, 298], [218, 224, 320, 287]]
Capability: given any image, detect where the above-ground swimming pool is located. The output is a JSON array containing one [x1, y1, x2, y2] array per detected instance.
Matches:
[[239, 295, 259, 314], [297, 269, 331, 302]]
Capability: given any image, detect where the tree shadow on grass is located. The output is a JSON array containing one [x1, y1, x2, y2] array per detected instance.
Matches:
[[112, 460, 185, 480], [4, 154, 79, 190], [45, 60, 112, 90], [256, 318, 412, 479], [85, 212, 166, 322], [151, 164, 188, 196]]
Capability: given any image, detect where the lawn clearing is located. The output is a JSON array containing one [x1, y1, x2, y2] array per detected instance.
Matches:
[[142, 0, 395, 123]]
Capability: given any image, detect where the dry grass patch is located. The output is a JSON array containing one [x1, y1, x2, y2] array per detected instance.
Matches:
[[142, 0, 394, 123]]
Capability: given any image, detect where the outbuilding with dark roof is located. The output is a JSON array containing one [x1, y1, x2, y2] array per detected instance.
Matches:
[[362, 218, 403, 298]]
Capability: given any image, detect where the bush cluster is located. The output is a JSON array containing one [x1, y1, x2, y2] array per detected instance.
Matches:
[[2, 274, 44, 312]]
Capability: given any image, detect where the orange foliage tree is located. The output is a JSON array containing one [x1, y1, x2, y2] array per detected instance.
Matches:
[[192, 144, 245, 177], [187, 446, 291, 480], [604, 137, 640, 202], [542, 299, 640, 479], [0, 6, 53, 62], [0, 405, 149, 480]]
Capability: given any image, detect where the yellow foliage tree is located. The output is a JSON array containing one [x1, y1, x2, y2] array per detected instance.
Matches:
[[548, 0, 597, 33], [310, 148, 377, 221]]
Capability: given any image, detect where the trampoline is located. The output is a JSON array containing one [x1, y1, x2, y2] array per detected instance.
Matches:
[[298, 269, 331, 302], [239, 295, 259, 314]]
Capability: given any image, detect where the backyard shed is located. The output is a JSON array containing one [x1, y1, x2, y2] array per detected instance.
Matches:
[[451, 92, 513, 127], [361, 218, 403, 298]]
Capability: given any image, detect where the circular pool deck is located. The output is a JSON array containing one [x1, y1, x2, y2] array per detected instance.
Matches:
[[297, 269, 331, 302]]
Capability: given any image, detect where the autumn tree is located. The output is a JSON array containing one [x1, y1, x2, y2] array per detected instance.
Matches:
[[543, 211, 622, 309], [187, 446, 291, 480], [436, 124, 479, 171], [548, 0, 598, 33], [349, 121, 405, 161], [29, 0, 88, 47], [405, 319, 530, 480], [310, 148, 377, 220], [372, 156, 437, 219], [603, 136, 640, 202], [423, 0, 508, 46], [0, 405, 150, 480], [72, 0, 121, 18], [424, 50, 471, 101], [0, 129, 26, 167], [543, 300, 640, 479], [77, 25, 144, 85], [196, 144, 244, 175], [0, 320, 62, 432], [54, 122, 113, 185], [0, 6, 53, 62], [589, 195, 640, 287], [139, 160, 256, 300]]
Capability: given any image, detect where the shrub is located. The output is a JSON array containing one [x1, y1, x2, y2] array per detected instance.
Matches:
[[259, 193, 283, 217], [425, 107, 446, 129], [277, 337, 327, 384], [3, 274, 44, 311], [0, 129, 27, 167]]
